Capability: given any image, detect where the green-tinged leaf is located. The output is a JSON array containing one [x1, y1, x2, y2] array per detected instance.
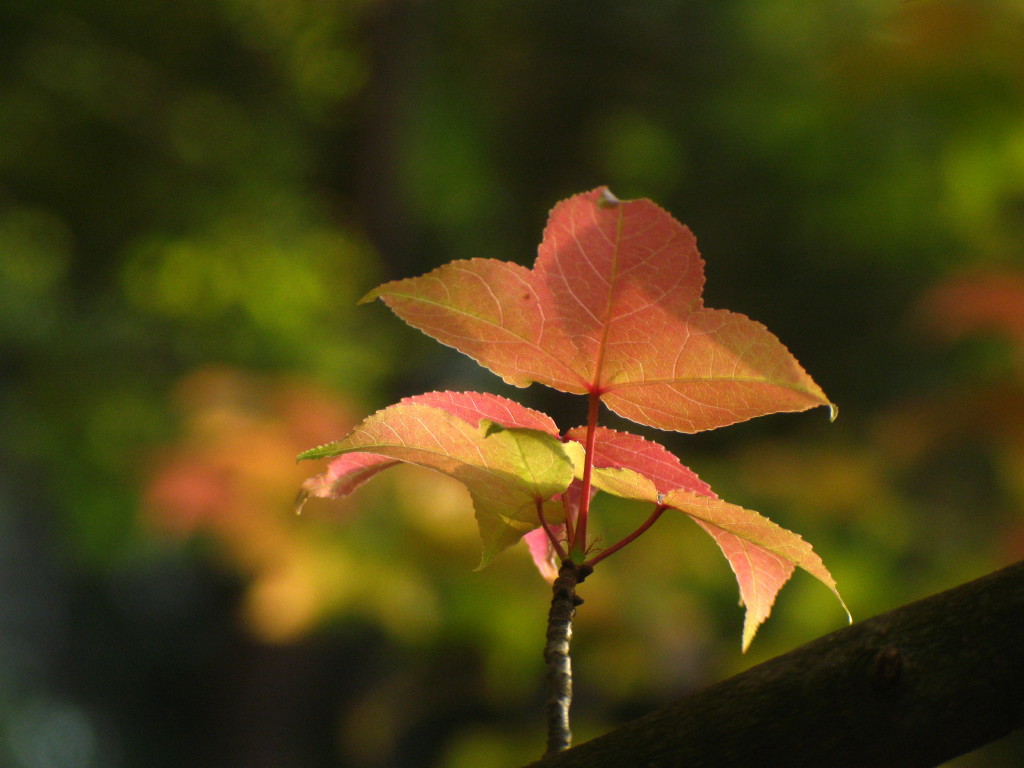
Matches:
[[300, 402, 576, 566]]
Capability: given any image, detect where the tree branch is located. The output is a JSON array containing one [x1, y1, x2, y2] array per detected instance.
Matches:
[[524, 559, 1024, 768]]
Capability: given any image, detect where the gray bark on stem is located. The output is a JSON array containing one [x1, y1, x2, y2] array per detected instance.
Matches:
[[543, 560, 592, 757]]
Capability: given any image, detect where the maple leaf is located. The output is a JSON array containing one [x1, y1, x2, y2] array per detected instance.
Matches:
[[562, 426, 847, 649], [579, 444, 848, 650], [298, 391, 578, 566], [363, 187, 834, 433], [299, 189, 846, 666]]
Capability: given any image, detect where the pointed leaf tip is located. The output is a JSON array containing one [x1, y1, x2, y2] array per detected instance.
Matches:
[[297, 442, 341, 462], [597, 187, 620, 208], [356, 286, 381, 305]]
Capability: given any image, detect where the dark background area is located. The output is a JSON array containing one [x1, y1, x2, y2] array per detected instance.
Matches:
[[2, 0, 1024, 765]]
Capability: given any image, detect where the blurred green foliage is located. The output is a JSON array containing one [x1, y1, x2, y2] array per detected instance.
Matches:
[[2, 0, 1024, 766]]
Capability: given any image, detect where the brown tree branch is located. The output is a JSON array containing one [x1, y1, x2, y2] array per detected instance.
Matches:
[[524, 559, 1024, 768]]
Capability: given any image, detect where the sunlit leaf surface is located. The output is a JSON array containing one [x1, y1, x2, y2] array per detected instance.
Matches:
[[364, 187, 834, 433]]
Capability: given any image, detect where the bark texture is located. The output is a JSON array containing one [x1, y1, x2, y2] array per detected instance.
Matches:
[[543, 560, 591, 757], [524, 559, 1024, 768]]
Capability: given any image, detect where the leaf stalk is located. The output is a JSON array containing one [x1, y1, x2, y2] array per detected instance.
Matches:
[[537, 498, 568, 561], [585, 503, 669, 569], [570, 391, 603, 562]]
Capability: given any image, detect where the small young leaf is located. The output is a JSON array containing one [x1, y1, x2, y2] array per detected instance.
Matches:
[[525, 479, 594, 583], [363, 187, 834, 433], [298, 394, 576, 566], [473, 421, 580, 565], [525, 526, 562, 583]]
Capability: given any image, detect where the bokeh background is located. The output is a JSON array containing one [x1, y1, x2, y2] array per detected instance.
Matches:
[[3, 0, 1024, 766]]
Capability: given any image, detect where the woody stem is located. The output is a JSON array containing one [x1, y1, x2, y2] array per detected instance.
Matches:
[[543, 558, 592, 757]]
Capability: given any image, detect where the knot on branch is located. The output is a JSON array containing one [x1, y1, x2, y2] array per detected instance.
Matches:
[[871, 646, 903, 693]]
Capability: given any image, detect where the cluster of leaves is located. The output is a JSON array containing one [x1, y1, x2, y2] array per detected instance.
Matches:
[[299, 187, 847, 649]]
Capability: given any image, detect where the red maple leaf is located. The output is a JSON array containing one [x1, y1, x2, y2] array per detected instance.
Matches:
[[363, 187, 833, 433]]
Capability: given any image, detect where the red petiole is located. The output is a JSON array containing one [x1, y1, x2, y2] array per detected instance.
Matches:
[[550, 389, 670, 570], [584, 502, 668, 569], [569, 390, 603, 563]]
